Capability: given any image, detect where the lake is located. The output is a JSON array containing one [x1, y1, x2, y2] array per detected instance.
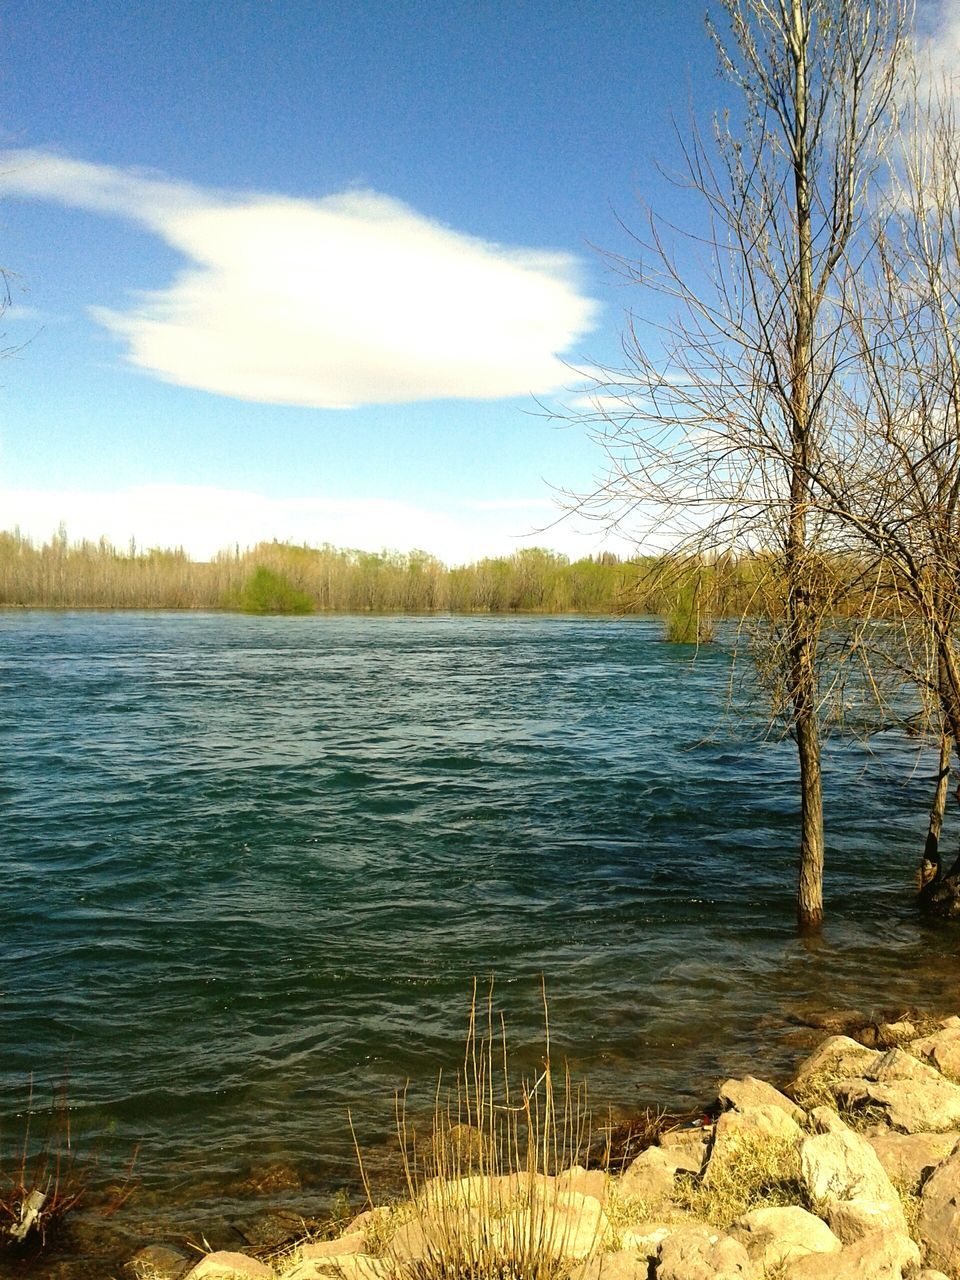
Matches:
[[2, 611, 958, 1258]]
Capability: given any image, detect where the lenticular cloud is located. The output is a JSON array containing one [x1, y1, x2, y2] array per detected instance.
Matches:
[[0, 150, 598, 408]]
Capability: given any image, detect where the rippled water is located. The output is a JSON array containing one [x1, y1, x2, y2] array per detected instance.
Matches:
[[3, 612, 960, 1257]]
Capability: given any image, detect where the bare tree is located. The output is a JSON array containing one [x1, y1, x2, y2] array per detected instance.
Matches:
[[572, 0, 908, 929], [809, 73, 960, 916]]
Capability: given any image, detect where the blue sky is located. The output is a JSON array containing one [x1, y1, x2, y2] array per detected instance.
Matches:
[[1, 1, 955, 562]]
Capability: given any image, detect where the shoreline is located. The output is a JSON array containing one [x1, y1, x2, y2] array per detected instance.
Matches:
[[7, 1007, 960, 1280]]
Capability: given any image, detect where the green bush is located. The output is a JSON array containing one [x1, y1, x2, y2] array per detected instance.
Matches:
[[238, 566, 314, 615]]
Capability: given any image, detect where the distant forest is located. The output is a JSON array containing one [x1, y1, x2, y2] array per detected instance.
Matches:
[[0, 528, 769, 624]]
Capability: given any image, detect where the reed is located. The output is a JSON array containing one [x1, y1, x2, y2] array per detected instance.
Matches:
[[352, 981, 605, 1280]]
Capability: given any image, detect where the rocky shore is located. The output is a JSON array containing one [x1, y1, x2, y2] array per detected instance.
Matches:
[[120, 1014, 960, 1280]]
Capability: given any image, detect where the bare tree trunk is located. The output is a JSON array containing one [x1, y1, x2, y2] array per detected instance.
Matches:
[[788, 0, 825, 931], [921, 731, 951, 885], [921, 642, 960, 916]]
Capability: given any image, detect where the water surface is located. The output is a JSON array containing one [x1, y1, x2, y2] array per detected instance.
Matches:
[[2, 612, 958, 1236]]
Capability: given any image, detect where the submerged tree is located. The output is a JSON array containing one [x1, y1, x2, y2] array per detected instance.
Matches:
[[573, 0, 908, 929]]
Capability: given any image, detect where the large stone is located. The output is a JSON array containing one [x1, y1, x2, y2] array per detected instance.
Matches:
[[297, 1235, 366, 1259], [730, 1205, 841, 1269], [784, 1230, 921, 1279], [799, 1129, 898, 1204], [824, 1196, 907, 1244], [182, 1254, 275, 1280], [556, 1164, 607, 1202], [865, 1128, 960, 1190], [918, 1139, 960, 1274], [662, 1139, 706, 1175], [513, 1190, 607, 1260], [569, 1247, 650, 1280], [809, 1107, 850, 1135], [791, 1037, 883, 1091], [282, 1258, 387, 1280], [719, 1076, 806, 1125], [911, 1025, 960, 1082], [835, 1051, 960, 1133], [619, 1221, 674, 1256], [660, 1123, 714, 1149], [618, 1147, 677, 1204], [657, 1225, 754, 1280]]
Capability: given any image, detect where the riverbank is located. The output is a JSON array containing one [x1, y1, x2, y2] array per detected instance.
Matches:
[[138, 1012, 960, 1280], [14, 1010, 960, 1280]]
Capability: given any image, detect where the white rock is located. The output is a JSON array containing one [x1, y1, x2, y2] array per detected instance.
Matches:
[[730, 1205, 841, 1268], [183, 1254, 275, 1280], [865, 1128, 960, 1190], [791, 1037, 882, 1089], [824, 1196, 907, 1244], [618, 1147, 676, 1204], [918, 1138, 960, 1274], [719, 1076, 806, 1124], [910, 1025, 960, 1082], [657, 1225, 754, 1279], [784, 1229, 921, 1279], [799, 1129, 898, 1204]]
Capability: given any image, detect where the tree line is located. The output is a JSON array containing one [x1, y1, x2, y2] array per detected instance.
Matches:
[[0, 526, 772, 619]]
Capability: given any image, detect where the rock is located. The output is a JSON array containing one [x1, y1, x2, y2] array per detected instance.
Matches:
[[824, 1196, 907, 1244], [865, 1128, 960, 1190], [809, 1107, 851, 1135], [799, 1128, 899, 1204], [791, 1037, 882, 1091], [657, 1225, 754, 1279], [569, 1247, 651, 1280], [730, 1205, 842, 1269], [662, 1140, 706, 1174], [783, 1230, 920, 1279], [911, 1025, 960, 1082], [918, 1138, 960, 1273], [660, 1123, 714, 1149], [835, 1051, 960, 1133], [618, 1147, 678, 1204], [182, 1253, 275, 1280], [719, 1076, 806, 1124], [556, 1164, 607, 1201], [282, 1258, 387, 1280], [918, 1271, 952, 1280], [705, 1105, 803, 1184], [513, 1190, 607, 1260], [619, 1221, 674, 1256], [126, 1245, 191, 1279], [297, 1234, 366, 1259]]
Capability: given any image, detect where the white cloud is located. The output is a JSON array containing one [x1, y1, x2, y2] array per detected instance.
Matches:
[[0, 484, 631, 565], [0, 150, 598, 409]]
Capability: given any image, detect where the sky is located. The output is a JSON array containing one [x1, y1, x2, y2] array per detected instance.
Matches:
[[1, 0, 957, 565]]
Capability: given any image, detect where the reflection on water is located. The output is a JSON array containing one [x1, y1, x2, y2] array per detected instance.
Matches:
[[1, 611, 959, 1235]]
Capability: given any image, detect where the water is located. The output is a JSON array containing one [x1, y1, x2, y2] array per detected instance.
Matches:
[[2, 612, 959, 1255]]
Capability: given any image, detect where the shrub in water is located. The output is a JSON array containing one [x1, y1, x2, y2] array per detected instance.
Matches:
[[238, 566, 314, 615]]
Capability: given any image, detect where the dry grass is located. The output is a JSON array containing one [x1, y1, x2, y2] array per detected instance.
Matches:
[[348, 980, 605, 1280], [673, 1134, 804, 1229]]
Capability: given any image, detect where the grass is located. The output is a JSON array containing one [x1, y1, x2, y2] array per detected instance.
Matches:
[[673, 1134, 805, 1229], [345, 980, 606, 1280]]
